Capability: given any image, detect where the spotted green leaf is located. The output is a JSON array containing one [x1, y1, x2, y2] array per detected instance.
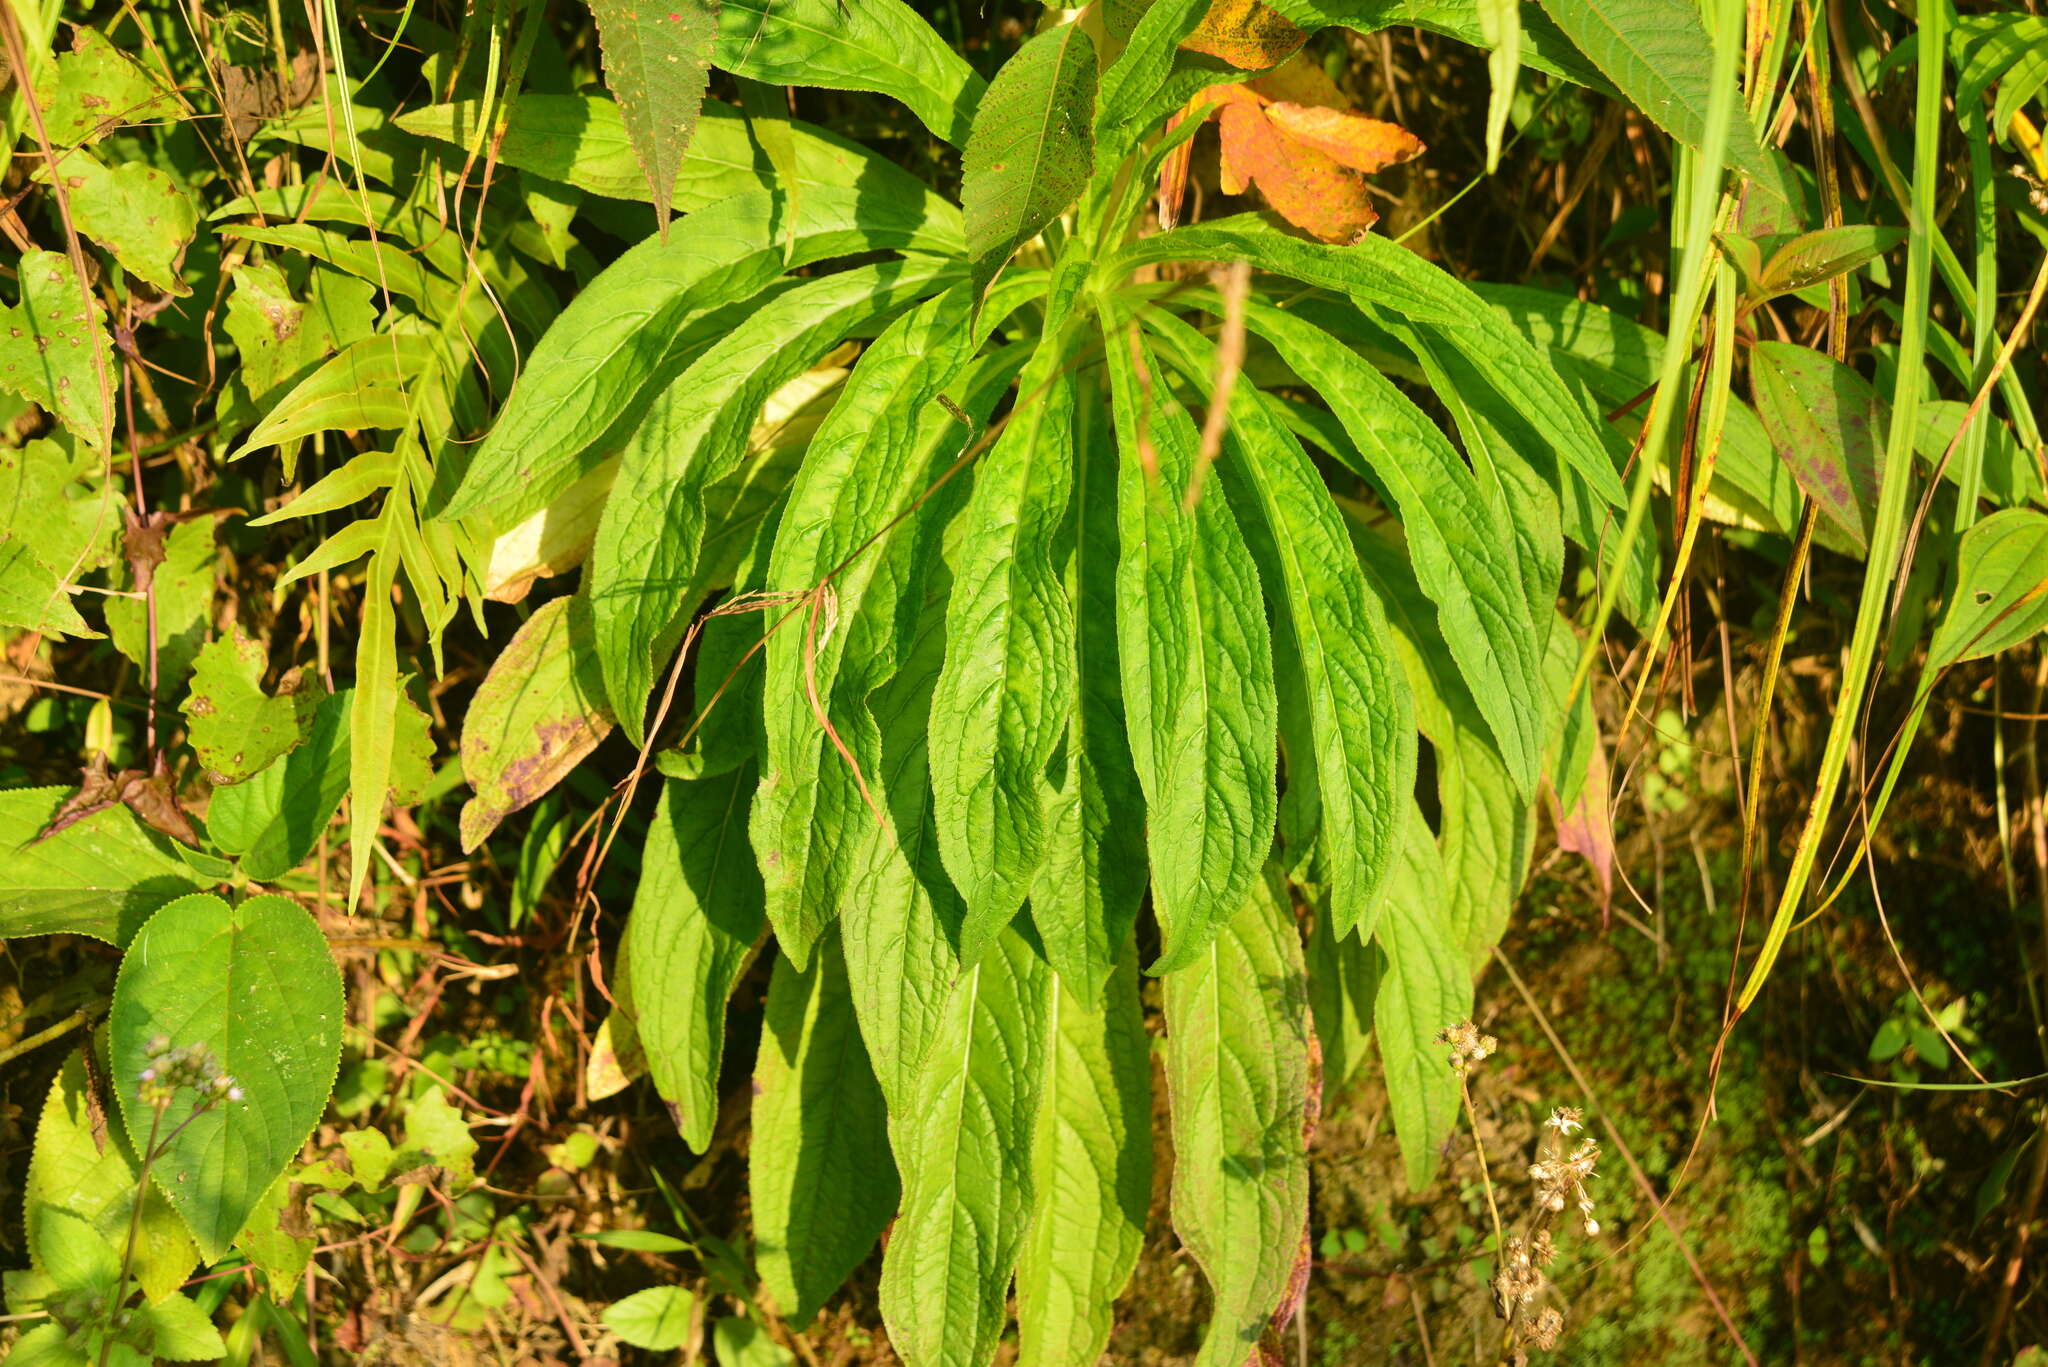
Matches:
[[587, 0, 720, 232], [963, 24, 1097, 300], [181, 628, 320, 785], [0, 251, 112, 453], [458, 597, 616, 850]]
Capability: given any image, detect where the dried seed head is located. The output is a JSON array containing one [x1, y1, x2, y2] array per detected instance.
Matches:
[[1545, 1106, 1584, 1136], [1529, 1306, 1565, 1351]]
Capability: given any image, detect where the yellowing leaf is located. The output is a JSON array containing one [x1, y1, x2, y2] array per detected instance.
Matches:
[[1182, 0, 1306, 67]]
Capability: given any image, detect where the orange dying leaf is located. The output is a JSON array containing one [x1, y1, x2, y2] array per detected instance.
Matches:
[[1263, 103, 1426, 175], [1162, 51, 1426, 243], [1182, 0, 1307, 68], [1217, 101, 1382, 242]]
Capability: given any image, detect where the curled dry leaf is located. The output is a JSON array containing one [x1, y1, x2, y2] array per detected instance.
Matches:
[[1168, 56, 1425, 243]]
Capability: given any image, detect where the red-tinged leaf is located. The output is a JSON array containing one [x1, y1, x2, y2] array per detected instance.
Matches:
[[1182, 0, 1307, 67], [588, 0, 721, 235], [1550, 730, 1614, 910], [1217, 101, 1380, 242], [1749, 342, 1887, 555], [1262, 103, 1426, 174]]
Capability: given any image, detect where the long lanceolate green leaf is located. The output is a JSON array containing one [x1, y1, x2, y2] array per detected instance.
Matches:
[[1029, 385, 1147, 995], [1115, 222, 1627, 513], [624, 768, 764, 1151], [751, 933, 898, 1327], [1239, 304, 1543, 791], [1014, 948, 1151, 1366], [1145, 311, 1414, 944], [1371, 803, 1465, 1191], [752, 289, 1023, 967], [840, 573, 966, 1111], [590, 258, 958, 740], [879, 926, 1051, 1367], [1165, 869, 1313, 1367], [715, 0, 986, 147], [1098, 304, 1278, 974], [586, 0, 719, 232], [1533, 0, 1775, 180], [928, 342, 1078, 960], [435, 187, 960, 533]]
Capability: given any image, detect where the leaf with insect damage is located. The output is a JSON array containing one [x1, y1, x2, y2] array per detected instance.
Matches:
[[1930, 509, 2048, 671], [181, 628, 320, 786], [586, 0, 722, 233]]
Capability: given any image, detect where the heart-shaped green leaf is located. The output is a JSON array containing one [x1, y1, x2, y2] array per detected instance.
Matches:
[[111, 893, 344, 1260]]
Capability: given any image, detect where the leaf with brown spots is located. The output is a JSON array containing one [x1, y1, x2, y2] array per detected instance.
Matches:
[[587, 0, 722, 235], [0, 251, 114, 453], [1181, 0, 1307, 68], [32, 28, 181, 148], [181, 628, 321, 786], [42, 155, 200, 296], [458, 596, 616, 852]]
